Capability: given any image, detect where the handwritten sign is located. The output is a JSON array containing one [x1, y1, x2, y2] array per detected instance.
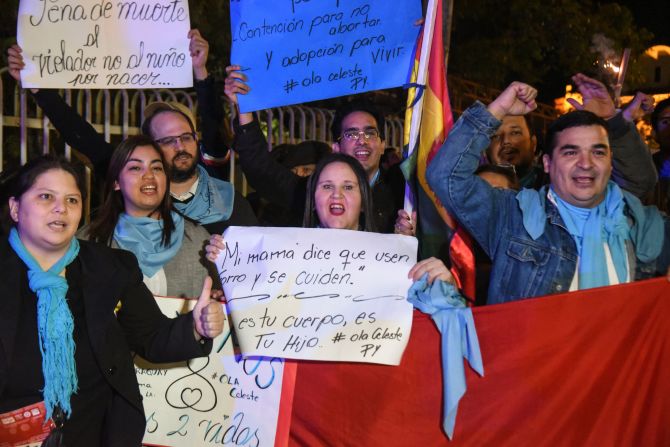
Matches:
[[137, 297, 285, 447], [17, 0, 193, 89], [215, 227, 417, 365], [230, 0, 422, 112]]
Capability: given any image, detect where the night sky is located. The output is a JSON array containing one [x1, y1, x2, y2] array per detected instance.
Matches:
[[614, 0, 670, 45]]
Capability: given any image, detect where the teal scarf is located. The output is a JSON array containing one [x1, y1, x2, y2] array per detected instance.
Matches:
[[407, 274, 483, 439], [9, 228, 79, 420], [517, 184, 664, 286], [550, 184, 629, 289], [173, 166, 234, 224], [113, 212, 184, 277]]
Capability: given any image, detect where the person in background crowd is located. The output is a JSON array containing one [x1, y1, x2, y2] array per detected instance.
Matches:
[[427, 82, 670, 305], [475, 164, 521, 191], [470, 164, 521, 305], [0, 155, 224, 446], [247, 141, 330, 227], [224, 65, 406, 233], [651, 97, 670, 213], [485, 113, 543, 189], [7, 30, 258, 234], [282, 141, 331, 178], [381, 147, 403, 170]]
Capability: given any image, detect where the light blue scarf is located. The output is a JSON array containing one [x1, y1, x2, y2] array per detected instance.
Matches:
[[173, 165, 234, 224], [407, 274, 483, 439], [9, 227, 79, 420], [517, 183, 664, 278], [550, 184, 629, 289], [113, 212, 184, 277]]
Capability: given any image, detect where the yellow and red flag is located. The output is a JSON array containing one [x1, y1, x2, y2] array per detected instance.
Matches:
[[403, 0, 475, 300]]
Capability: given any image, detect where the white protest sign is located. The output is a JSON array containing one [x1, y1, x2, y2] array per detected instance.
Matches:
[[17, 0, 193, 89], [215, 227, 417, 365], [137, 296, 285, 447]]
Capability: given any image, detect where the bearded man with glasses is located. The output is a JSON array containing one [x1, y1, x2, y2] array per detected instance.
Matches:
[[140, 102, 258, 234]]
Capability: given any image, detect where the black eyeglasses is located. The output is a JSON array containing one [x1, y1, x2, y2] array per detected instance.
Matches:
[[339, 128, 380, 142], [154, 132, 197, 148]]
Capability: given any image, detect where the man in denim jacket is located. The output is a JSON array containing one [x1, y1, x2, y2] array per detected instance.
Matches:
[[427, 82, 670, 304]]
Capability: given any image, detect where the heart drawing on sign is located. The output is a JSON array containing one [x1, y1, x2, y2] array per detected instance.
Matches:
[[180, 388, 203, 408]]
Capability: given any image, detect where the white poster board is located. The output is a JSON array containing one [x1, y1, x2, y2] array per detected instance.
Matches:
[[17, 0, 193, 89], [215, 227, 417, 365], [138, 297, 285, 447]]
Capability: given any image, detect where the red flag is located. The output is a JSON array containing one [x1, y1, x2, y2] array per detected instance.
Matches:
[[289, 279, 670, 445]]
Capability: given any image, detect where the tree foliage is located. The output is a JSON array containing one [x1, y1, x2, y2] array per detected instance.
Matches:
[[449, 0, 653, 100]]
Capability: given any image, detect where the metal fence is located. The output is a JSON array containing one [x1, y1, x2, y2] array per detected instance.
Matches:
[[1, 68, 557, 190], [0, 68, 406, 183]]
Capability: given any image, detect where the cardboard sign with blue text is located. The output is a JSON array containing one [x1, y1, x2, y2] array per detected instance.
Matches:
[[216, 227, 417, 365], [137, 297, 285, 447], [17, 0, 193, 89], [230, 0, 422, 112]]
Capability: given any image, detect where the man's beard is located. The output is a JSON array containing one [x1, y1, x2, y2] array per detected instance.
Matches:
[[171, 152, 198, 182]]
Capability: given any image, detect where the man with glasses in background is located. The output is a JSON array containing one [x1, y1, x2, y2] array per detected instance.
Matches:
[[225, 64, 405, 233]]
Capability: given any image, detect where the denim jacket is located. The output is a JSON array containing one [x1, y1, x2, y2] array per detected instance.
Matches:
[[426, 102, 670, 304]]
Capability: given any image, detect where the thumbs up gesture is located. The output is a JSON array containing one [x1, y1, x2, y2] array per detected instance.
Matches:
[[193, 276, 225, 340]]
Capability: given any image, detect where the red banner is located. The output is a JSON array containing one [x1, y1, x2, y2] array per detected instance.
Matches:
[[288, 278, 670, 446]]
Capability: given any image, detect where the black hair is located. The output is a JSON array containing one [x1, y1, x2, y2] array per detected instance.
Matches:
[[2, 155, 86, 232], [273, 140, 330, 169], [303, 153, 377, 232], [651, 97, 670, 132], [86, 135, 176, 247], [331, 100, 386, 141], [543, 111, 608, 157]]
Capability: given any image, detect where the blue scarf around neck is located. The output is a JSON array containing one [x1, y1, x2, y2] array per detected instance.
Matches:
[[173, 165, 234, 224], [9, 227, 79, 420], [550, 184, 630, 289], [113, 212, 184, 277], [517, 183, 664, 288]]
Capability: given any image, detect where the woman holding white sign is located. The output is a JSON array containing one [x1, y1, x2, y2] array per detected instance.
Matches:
[[82, 135, 215, 298], [207, 153, 453, 284], [0, 155, 224, 446]]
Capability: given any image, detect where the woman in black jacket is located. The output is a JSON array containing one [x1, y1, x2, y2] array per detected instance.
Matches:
[[0, 155, 224, 446]]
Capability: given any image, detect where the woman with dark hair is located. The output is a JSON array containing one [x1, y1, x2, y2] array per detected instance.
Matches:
[[0, 155, 223, 446], [303, 153, 377, 232], [207, 153, 452, 284], [84, 135, 214, 298]]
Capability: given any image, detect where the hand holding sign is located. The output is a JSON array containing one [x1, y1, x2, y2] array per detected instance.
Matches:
[[205, 234, 226, 263], [188, 28, 209, 81], [224, 65, 253, 125], [7, 45, 25, 84], [193, 276, 225, 340]]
